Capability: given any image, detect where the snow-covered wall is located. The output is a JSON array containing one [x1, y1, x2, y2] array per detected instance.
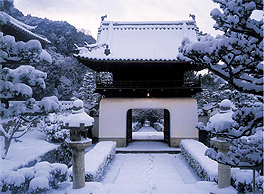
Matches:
[[99, 98, 198, 147]]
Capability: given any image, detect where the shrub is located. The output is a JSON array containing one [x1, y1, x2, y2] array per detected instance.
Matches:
[[3, 171, 26, 193], [38, 113, 69, 143], [1, 161, 69, 193], [29, 177, 49, 194], [50, 163, 68, 189]]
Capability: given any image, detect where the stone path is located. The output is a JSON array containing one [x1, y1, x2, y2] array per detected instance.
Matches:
[[132, 127, 164, 140], [97, 153, 202, 193]]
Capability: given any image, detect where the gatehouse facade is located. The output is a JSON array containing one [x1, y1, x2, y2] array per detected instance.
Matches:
[[75, 19, 203, 147]]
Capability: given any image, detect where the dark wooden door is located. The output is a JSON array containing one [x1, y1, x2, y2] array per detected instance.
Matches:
[[126, 109, 132, 146], [164, 109, 170, 145]]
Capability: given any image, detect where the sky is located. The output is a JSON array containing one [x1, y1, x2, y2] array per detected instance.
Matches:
[[14, 0, 223, 39]]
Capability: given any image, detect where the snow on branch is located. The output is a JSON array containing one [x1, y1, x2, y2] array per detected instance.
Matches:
[[177, 0, 263, 96], [0, 33, 52, 65]]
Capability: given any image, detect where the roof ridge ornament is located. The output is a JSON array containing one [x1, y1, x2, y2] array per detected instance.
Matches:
[[101, 14, 107, 22], [189, 13, 196, 21]]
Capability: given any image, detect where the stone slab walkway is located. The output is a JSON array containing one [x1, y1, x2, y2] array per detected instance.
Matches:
[[94, 154, 237, 194]]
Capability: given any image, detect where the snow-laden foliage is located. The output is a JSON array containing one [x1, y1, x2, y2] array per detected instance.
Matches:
[[0, 33, 52, 64], [29, 177, 49, 194], [180, 139, 263, 192], [200, 100, 263, 167], [178, 0, 263, 95], [2, 171, 25, 193], [180, 139, 218, 182], [1, 65, 47, 100], [38, 112, 69, 143], [0, 33, 62, 159], [69, 141, 116, 182], [152, 122, 164, 132], [1, 161, 68, 193], [132, 109, 164, 125], [79, 71, 99, 112], [132, 121, 142, 132]]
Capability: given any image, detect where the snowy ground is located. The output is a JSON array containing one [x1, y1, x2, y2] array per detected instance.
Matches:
[[0, 130, 59, 177], [132, 126, 164, 140], [49, 153, 237, 194], [96, 154, 237, 194], [1, 127, 238, 194]]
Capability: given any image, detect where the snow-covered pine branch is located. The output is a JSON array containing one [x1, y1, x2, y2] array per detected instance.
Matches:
[[177, 0, 263, 96], [0, 33, 52, 65], [200, 99, 263, 167]]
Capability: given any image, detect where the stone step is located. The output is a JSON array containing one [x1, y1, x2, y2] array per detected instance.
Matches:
[[116, 149, 180, 154], [132, 139, 164, 142]]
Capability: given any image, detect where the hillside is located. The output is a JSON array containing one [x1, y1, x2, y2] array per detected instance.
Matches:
[[2, 0, 96, 100]]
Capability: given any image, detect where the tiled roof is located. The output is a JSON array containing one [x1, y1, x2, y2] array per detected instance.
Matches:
[[76, 20, 198, 61], [1, 11, 50, 45]]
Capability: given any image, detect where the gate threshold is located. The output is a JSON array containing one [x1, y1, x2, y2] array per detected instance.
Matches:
[[115, 141, 181, 154], [116, 150, 180, 154]]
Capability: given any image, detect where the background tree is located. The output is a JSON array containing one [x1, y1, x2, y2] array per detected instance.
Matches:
[[79, 71, 100, 113], [0, 33, 60, 159], [178, 0, 263, 96], [2, 1, 96, 100], [132, 109, 164, 126], [179, 0, 263, 168]]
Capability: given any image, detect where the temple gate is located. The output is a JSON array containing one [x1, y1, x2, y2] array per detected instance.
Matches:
[[75, 19, 203, 147]]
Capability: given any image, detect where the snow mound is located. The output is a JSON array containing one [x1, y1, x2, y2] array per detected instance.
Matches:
[[69, 141, 116, 182]]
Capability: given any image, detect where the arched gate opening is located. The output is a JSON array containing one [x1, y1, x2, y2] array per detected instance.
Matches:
[[126, 109, 170, 146]]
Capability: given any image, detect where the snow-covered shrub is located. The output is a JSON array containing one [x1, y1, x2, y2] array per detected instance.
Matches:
[[256, 176, 264, 192], [29, 177, 49, 194], [152, 122, 164, 131], [1, 161, 69, 193], [181, 139, 263, 193], [38, 112, 69, 143], [50, 163, 68, 189], [232, 170, 263, 193], [34, 161, 52, 173], [69, 141, 116, 182], [3, 171, 26, 193], [132, 121, 142, 132], [180, 139, 218, 182], [17, 167, 35, 190]]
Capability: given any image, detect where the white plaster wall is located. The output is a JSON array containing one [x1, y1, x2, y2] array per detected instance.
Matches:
[[99, 98, 198, 139]]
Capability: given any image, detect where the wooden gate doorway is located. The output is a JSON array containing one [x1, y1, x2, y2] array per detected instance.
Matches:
[[126, 109, 170, 146]]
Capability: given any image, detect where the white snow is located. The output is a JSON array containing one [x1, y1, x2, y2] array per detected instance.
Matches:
[[64, 111, 94, 127], [38, 96, 61, 113], [17, 167, 35, 180], [3, 171, 25, 187], [0, 130, 59, 177], [68, 141, 116, 181], [132, 126, 164, 140], [77, 20, 198, 61], [12, 83, 33, 97], [181, 139, 218, 180], [96, 153, 237, 194], [64, 100, 94, 127], [206, 109, 234, 133], [35, 170, 51, 180], [29, 176, 50, 190]]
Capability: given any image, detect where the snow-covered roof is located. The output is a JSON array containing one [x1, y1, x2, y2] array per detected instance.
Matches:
[[76, 20, 198, 61], [0, 11, 50, 45]]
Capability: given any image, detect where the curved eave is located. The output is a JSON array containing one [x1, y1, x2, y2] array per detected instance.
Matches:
[[74, 54, 204, 72], [2, 22, 51, 46]]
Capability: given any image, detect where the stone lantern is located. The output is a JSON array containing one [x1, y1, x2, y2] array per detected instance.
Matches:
[[64, 100, 94, 189], [211, 137, 231, 188], [209, 99, 233, 189]]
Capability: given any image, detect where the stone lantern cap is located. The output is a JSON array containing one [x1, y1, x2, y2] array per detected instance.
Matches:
[[219, 99, 232, 113], [64, 100, 94, 128]]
